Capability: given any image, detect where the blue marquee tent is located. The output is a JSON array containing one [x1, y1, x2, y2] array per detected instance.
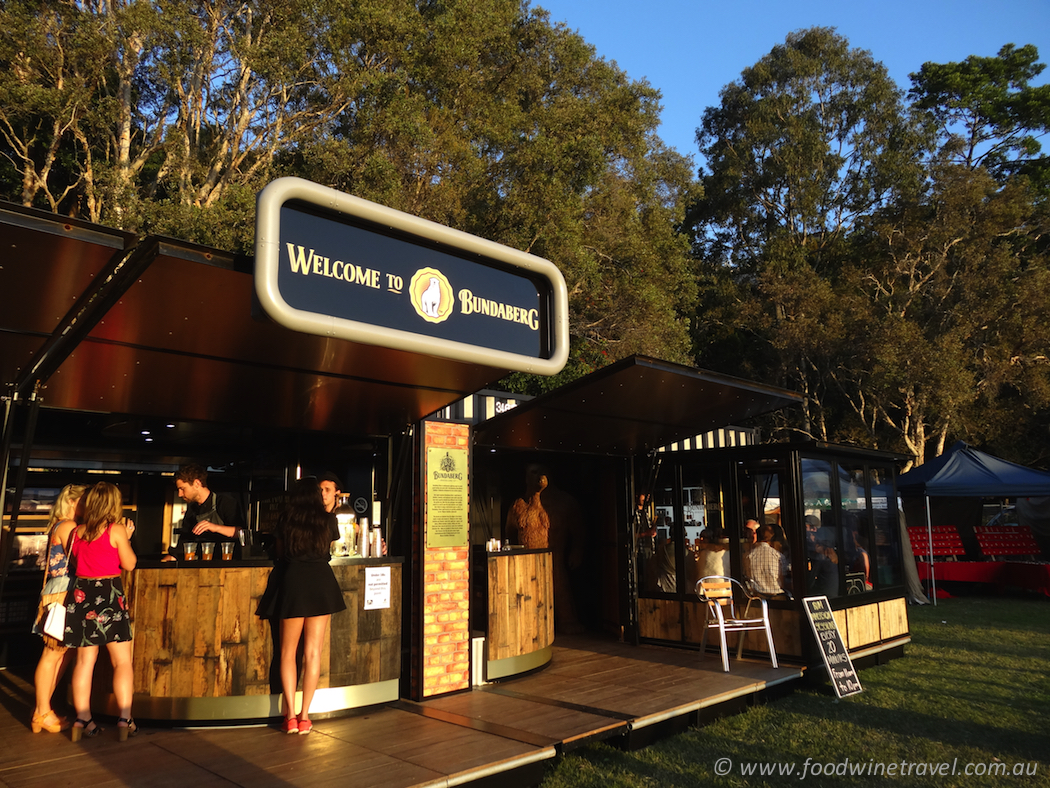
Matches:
[[898, 441, 1050, 602], [898, 441, 1050, 497]]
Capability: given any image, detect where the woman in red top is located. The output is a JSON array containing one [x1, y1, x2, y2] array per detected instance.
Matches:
[[65, 482, 137, 741]]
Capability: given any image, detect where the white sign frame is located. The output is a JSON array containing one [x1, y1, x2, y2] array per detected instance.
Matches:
[[255, 177, 569, 375]]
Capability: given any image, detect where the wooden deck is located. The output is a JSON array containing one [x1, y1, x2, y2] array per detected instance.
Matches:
[[0, 635, 799, 788]]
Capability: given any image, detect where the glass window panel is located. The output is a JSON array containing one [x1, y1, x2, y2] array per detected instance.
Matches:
[[870, 466, 902, 587], [802, 457, 842, 598], [683, 465, 732, 592], [737, 465, 791, 597], [639, 465, 679, 595], [840, 464, 873, 594]]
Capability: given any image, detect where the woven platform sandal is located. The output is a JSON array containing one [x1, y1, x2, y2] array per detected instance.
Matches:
[[118, 717, 138, 742], [71, 718, 102, 742]]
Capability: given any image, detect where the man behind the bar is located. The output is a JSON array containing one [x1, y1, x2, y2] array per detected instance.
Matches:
[[172, 463, 246, 557], [318, 472, 343, 514]]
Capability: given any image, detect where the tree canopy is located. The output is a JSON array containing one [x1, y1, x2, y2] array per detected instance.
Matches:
[[1, 8, 1047, 468], [686, 28, 1050, 469], [0, 0, 697, 382]]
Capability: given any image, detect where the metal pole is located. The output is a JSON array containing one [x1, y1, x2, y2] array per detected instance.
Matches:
[[0, 388, 41, 614], [925, 495, 936, 606], [0, 392, 19, 611]]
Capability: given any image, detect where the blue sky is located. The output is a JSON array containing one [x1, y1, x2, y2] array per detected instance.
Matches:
[[532, 0, 1050, 166]]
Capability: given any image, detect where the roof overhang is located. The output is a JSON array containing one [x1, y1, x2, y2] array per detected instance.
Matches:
[[0, 202, 518, 436], [473, 355, 804, 456]]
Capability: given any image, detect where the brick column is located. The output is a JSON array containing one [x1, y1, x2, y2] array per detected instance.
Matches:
[[422, 421, 471, 696]]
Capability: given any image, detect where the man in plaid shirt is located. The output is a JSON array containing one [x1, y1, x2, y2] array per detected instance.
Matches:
[[748, 524, 787, 596]]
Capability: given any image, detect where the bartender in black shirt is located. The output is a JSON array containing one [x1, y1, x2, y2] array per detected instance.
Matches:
[[170, 463, 245, 557]]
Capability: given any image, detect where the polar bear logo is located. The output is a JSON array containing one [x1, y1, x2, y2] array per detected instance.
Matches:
[[420, 276, 442, 318], [409, 267, 452, 323]]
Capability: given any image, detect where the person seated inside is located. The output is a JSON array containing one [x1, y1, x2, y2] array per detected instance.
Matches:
[[748, 524, 789, 597], [806, 515, 839, 597], [696, 525, 731, 579]]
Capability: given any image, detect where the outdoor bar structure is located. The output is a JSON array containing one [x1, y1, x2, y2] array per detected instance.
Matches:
[[464, 360, 912, 671], [1, 182, 913, 728]]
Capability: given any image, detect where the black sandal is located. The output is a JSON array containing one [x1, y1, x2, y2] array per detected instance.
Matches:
[[117, 717, 138, 742], [71, 718, 101, 742]]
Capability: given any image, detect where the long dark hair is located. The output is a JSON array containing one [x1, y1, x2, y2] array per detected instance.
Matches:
[[277, 479, 332, 557]]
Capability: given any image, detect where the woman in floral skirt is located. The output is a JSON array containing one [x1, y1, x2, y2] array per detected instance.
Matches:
[[64, 481, 137, 741]]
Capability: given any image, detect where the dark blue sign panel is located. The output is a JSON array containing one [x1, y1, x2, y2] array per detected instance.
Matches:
[[255, 178, 568, 375]]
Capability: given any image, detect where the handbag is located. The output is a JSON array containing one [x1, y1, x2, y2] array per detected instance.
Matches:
[[43, 602, 66, 640]]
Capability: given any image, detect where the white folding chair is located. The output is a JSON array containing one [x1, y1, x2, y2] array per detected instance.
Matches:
[[695, 575, 778, 672]]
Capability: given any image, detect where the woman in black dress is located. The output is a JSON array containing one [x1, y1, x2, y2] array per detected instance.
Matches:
[[261, 479, 346, 734]]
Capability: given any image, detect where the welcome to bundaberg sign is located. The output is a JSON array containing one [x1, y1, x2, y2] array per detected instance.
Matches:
[[254, 177, 568, 375]]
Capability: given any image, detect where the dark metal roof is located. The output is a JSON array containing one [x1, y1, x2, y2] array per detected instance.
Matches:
[[473, 355, 803, 456], [0, 202, 510, 437]]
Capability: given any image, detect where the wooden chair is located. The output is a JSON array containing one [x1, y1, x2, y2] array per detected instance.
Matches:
[[695, 576, 778, 672]]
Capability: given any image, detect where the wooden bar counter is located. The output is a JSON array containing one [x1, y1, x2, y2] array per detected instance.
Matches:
[[477, 547, 554, 681], [104, 556, 402, 723]]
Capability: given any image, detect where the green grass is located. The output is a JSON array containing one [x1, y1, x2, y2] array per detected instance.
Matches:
[[540, 595, 1050, 787]]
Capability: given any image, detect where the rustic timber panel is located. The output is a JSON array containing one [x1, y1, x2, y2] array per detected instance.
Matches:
[[129, 560, 401, 700], [486, 551, 554, 661], [846, 603, 881, 648], [686, 603, 802, 658], [329, 562, 402, 686], [129, 565, 273, 699], [879, 597, 909, 640], [683, 598, 727, 646], [637, 598, 681, 640], [832, 608, 849, 649]]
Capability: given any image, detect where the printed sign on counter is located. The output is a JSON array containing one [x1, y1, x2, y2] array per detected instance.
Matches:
[[364, 566, 392, 610]]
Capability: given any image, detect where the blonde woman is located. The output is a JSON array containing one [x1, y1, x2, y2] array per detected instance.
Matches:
[[64, 482, 137, 741], [30, 484, 87, 733]]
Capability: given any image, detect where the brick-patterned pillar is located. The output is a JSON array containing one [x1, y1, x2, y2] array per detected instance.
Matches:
[[421, 420, 471, 696]]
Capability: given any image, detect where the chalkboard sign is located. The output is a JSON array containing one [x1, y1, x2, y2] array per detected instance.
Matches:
[[252, 492, 289, 534], [802, 596, 863, 698]]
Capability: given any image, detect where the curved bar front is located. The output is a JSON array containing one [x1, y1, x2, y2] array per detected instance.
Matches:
[[102, 556, 402, 723], [483, 548, 554, 680]]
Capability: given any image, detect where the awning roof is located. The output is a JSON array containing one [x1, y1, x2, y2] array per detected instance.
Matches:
[[897, 440, 1050, 497], [473, 355, 803, 456], [0, 202, 510, 437]]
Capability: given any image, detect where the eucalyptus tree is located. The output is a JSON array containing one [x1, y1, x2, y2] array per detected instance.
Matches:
[[688, 30, 1050, 468], [0, 0, 697, 378], [0, 0, 352, 244], [292, 0, 698, 386], [909, 43, 1050, 194], [840, 166, 1049, 467], [0, 1, 109, 212], [686, 27, 925, 440]]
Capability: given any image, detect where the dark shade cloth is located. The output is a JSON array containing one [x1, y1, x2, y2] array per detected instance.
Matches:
[[898, 441, 1050, 497]]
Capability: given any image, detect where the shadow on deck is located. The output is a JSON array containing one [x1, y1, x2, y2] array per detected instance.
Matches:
[[0, 634, 799, 788]]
